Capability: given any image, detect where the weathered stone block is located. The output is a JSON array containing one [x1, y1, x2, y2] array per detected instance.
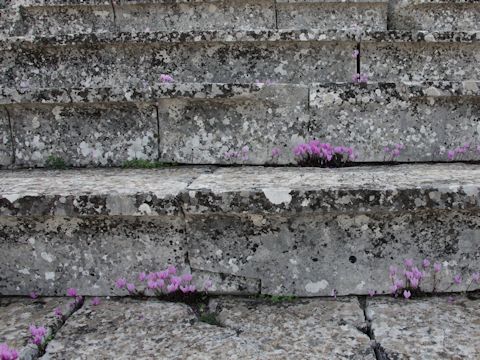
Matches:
[[0, 108, 12, 167], [309, 81, 480, 162], [1, 30, 357, 88], [277, 0, 388, 31], [361, 31, 480, 82], [115, 0, 275, 32], [158, 84, 308, 164], [367, 297, 480, 359], [185, 165, 480, 296], [0, 216, 187, 296], [390, 0, 480, 31], [0, 297, 78, 360], [8, 103, 158, 167]]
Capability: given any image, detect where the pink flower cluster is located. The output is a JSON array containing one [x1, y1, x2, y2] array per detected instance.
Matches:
[[160, 74, 174, 84], [352, 73, 368, 84], [0, 344, 18, 360], [447, 143, 480, 161], [384, 143, 405, 160], [116, 265, 212, 296], [29, 325, 47, 346], [224, 145, 249, 161], [294, 140, 356, 167]]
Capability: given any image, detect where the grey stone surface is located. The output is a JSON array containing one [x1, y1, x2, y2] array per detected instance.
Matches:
[[190, 269, 260, 295], [42, 297, 375, 359], [0, 297, 76, 360], [310, 81, 480, 162], [390, 0, 480, 31], [158, 84, 308, 164], [8, 103, 158, 168], [366, 296, 480, 359], [1, 30, 357, 88], [0, 216, 187, 295], [0, 107, 12, 167], [114, 0, 275, 32], [361, 31, 480, 82], [277, 0, 387, 31]]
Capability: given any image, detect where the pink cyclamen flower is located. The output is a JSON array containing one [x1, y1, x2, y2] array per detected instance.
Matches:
[[389, 265, 397, 277], [352, 49, 359, 58], [390, 284, 398, 294], [160, 74, 174, 83], [147, 280, 158, 289], [203, 279, 213, 291], [91, 297, 101, 306], [167, 265, 177, 275], [0, 344, 19, 360], [352, 73, 360, 83], [410, 277, 419, 289], [453, 274, 462, 285], [181, 273, 193, 282], [330, 289, 337, 299], [115, 278, 127, 289], [472, 272, 480, 284], [368, 289, 376, 297], [403, 290, 411, 299], [434, 262, 442, 273], [126, 283, 136, 293], [30, 291, 38, 300], [447, 150, 456, 161], [271, 147, 281, 158], [422, 259, 430, 268], [54, 307, 63, 319], [404, 259, 414, 268], [170, 276, 182, 286], [359, 73, 368, 84], [138, 272, 147, 281], [29, 325, 47, 345], [167, 283, 178, 293], [66, 288, 78, 297]]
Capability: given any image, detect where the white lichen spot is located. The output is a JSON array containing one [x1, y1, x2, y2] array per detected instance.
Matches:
[[45, 272, 55, 281], [228, 258, 240, 273], [18, 268, 30, 275], [355, 281, 365, 290], [138, 203, 153, 215], [41, 252, 54, 263], [262, 188, 292, 205], [305, 280, 329, 293]]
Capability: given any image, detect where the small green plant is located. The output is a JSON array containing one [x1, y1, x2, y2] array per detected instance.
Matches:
[[199, 312, 222, 326], [122, 159, 176, 169], [259, 294, 297, 303], [45, 155, 67, 169]]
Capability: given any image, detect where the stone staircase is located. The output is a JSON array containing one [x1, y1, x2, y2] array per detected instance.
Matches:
[[0, 0, 479, 298]]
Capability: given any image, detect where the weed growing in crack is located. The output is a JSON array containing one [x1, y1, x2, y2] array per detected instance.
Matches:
[[259, 294, 297, 303], [45, 155, 67, 169], [199, 312, 222, 326], [122, 159, 177, 169]]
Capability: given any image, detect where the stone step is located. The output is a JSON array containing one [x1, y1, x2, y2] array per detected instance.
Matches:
[[1, 81, 479, 168], [2, 0, 387, 38], [0, 164, 479, 296], [390, 0, 480, 31]]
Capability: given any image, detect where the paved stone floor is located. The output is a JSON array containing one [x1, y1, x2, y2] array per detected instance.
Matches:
[[1, 295, 479, 359]]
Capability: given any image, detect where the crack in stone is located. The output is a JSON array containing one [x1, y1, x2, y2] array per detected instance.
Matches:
[[359, 296, 389, 360], [154, 104, 161, 162], [2, 106, 15, 165], [109, 0, 117, 25]]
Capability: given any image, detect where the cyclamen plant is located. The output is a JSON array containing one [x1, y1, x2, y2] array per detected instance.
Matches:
[[224, 145, 249, 162], [294, 140, 356, 167], [383, 143, 405, 161], [447, 143, 480, 161], [115, 265, 212, 297], [0, 344, 18, 360]]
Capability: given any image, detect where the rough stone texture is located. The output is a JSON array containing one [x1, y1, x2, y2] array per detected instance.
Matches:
[[8, 103, 158, 167], [277, 0, 388, 31], [190, 269, 261, 295], [361, 31, 480, 82], [0, 216, 187, 295], [0, 107, 12, 167], [0, 30, 357, 88], [390, 0, 480, 31], [42, 297, 375, 359], [310, 81, 480, 162], [0, 297, 76, 360], [366, 296, 480, 359], [114, 0, 275, 32], [158, 84, 308, 164]]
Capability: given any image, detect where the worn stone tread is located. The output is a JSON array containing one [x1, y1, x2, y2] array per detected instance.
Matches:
[[0, 297, 78, 360], [366, 296, 480, 359], [41, 297, 375, 359]]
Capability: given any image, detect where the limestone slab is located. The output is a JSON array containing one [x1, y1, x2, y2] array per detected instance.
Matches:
[[43, 297, 375, 359], [158, 84, 308, 164], [390, 0, 480, 31], [0, 216, 187, 296], [9, 103, 158, 168], [361, 31, 480, 82], [0, 107, 12, 168], [1, 30, 357, 89], [309, 82, 480, 162], [366, 297, 480, 359], [277, 0, 387, 31], [0, 297, 76, 360]]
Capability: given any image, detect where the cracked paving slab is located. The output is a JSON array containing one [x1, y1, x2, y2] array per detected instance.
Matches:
[[42, 297, 375, 359], [0, 297, 78, 360], [366, 296, 480, 359]]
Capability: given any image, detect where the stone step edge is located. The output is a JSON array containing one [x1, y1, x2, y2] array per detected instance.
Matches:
[[1, 164, 479, 217], [2, 81, 479, 105], [3, 29, 480, 50]]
